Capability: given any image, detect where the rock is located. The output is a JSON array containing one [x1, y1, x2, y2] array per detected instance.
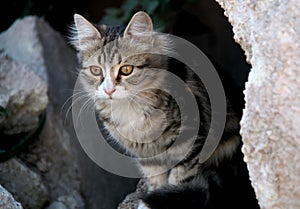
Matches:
[[0, 185, 23, 209], [0, 15, 84, 207], [45, 191, 84, 209], [0, 158, 49, 209], [19, 105, 82, 201], [215, 0, 300, 209], [0, 16, 48, 81], [57, 191, 85, 209], [118, 179, 147, 209], [0, 16, 49, 135], [0, 53, 48, 134], [0, 14, 85, 208], [47, 191, 84, 209], [11, 16, 83, 204], [46, 202, 68, 209]]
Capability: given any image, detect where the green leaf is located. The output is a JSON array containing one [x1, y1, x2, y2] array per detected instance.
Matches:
[[141, 0, 160, 14], [0, 106, 9, 118], [101, 8, 122, 25], [121, 0, 139, 13], [22, 0, 33, 17]]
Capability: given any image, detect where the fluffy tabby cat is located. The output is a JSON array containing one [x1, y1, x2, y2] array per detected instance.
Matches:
[[71, 11, 259, 209]]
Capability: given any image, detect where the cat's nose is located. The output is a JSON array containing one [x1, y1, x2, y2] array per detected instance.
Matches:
[[104, 88, 116, 97]]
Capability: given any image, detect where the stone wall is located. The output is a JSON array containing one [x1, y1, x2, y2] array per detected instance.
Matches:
[[0, 16, 83, 209], [215, 1, 300, 208], [0, 185, 23, 209]]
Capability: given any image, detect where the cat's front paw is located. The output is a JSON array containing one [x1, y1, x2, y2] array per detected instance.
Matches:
[[137, 201, 151, 209]]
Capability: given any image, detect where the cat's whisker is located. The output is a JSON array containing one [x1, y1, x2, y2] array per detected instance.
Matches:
[[76, 96, 95, 127], [133, 94, 156, 107], [61, 90, 87, 114], [64, 93, 90, 124], [128, 95, 150, 110], [65, 68, 81, 78], [61, 92, 87, 122], [138, 89, 161, 97], [81, 96, 96, 114], [138, 90, 160, 100], [131, 90, 153, 101], [62, 89, 86, 93]]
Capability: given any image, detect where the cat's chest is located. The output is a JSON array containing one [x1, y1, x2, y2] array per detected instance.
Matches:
[[100, 100, 166, 144]]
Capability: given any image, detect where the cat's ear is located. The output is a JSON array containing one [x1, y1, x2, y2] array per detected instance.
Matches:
[[72, 14, 102, 50], [124, 11, 153, 36]]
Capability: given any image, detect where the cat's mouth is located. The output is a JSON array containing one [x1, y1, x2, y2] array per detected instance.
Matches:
[[96, 91, 127, 101]]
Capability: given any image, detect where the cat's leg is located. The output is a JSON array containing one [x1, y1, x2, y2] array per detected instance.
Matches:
[[146, 173, 168, 191], [140, 164, 168, 191], [168, 161, 200, 185]]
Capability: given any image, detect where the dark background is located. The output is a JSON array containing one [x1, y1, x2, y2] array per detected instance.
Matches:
[[0, 0, 250, 89], [0, 0, 250, 87], [0, 1, 251, 209]]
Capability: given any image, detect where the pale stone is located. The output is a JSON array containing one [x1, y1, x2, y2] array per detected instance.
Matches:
[[0, 185, 23, 209], [118, 180, 147, 209], [46, 202, 68, 209], [57, 191, 85, 209], [215, 0, 300, 208], [0, 16, 84, 208], [12, 16, 82, 204], [0, 16, 47, 81], [0, 16, 49, 135], [0, 54, 48, 134], [0, 159, 49, 209]]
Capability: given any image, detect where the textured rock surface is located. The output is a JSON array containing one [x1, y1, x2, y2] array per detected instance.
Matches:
[[0, 159, 48, 209], [0, 16, 48, 81], [215, 0, 300, 209], [45, 192, 85, 209], [46, 202, 68, 209], [14, 16, 83, 205], [118, 180, 147, 209], [0, 185, 23, 209], [0, 54, 48, 134], [19, 105, 82, 204], [0, 16, 84, 209], [0, 16, 49, 135]]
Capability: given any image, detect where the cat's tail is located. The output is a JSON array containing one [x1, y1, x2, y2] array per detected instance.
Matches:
[[140, 174, 220, 209], [139, 167, 259, 209]]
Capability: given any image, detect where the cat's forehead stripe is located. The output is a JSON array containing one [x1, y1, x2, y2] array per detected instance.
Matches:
[[98, 33, 123, 65], [109, 48, 119, 64], [98, 47, 105, 63], [99, 25, 125, 45], [98, 45, 119, 65]]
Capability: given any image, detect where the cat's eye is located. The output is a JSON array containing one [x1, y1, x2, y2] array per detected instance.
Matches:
[[119, 65, 134, 76], [90, 66, 102, 76]]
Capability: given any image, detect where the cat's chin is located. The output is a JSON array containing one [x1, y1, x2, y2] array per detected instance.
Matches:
[[95, 96, 130, 105], [96, 94, 125, 101], [98, 96, 128, 101]]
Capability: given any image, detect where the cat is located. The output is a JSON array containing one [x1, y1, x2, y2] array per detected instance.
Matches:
[[71, 11, 259, 209]]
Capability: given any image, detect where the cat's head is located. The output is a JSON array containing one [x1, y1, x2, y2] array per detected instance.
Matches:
[[71, 11, 171, 103]]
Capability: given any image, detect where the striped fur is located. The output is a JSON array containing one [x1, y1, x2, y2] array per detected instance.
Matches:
[[71, 12, 258, 209]]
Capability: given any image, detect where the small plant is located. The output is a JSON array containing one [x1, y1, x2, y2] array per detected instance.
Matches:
[[0, 106, 9, 122], [0, 106, 46, 162], [101, 0, 196, 32], [21, 0, 54, 18]]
